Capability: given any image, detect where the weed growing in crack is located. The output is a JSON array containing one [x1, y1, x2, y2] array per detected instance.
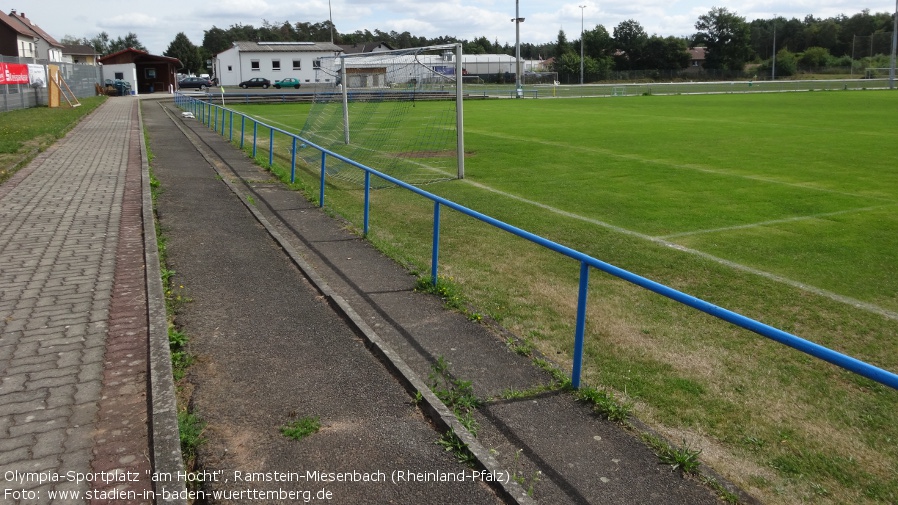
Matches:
[[428, 357, 482, 463], [510, 449, 541, 497], [178, 409, 206, 465], [644, 435, 703, 474], [415, 276, 483, 322], [281, 416, 321, 441], [437, 429, 477, 466], [573, 386, 633, 423], [168, 327, 194, 381], [505, 336, 534, 357]]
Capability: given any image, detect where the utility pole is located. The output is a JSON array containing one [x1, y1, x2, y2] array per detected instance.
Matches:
[[770, 15, 772, 81], [329, 0, 335, 43], [580, 5, 586, 85], [889, 0, 898, 89], [512, 0, 525, 97]]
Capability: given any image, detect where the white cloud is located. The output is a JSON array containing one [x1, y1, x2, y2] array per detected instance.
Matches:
[[98, 12, 159, 30]]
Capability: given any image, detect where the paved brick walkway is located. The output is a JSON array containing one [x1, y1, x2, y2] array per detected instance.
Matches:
[[0, 99, 154, 504]]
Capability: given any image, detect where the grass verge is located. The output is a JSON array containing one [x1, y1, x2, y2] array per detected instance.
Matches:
[[147, 123, 205, 471], [0, 97, 105, 185]]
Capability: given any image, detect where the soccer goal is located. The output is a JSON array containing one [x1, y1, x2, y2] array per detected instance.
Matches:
[[300, 44, 465, 187], [611, 86, 628, 97]]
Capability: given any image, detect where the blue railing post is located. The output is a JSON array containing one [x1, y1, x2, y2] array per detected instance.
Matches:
[[571, 262, 590, 389], [252, 122, 258, 159], [240, 115, 245, 149], [229, 110, 233, 141], [319, 151, 326, 208], [268, 128, 274, 167], [363, 171, 371, 236], [290, 137, 297, 183], [431, 202, 441, 286]]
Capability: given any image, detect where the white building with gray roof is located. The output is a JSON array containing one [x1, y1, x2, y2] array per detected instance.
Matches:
[[213, 41, 344, 87]]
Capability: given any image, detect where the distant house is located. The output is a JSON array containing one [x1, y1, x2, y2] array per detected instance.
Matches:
[[214, 41, 344, 86], [99, 48, 181, 94], [62, 44, 99, 65], [0, 9, 63, 61], [687, 47, 706, 72]]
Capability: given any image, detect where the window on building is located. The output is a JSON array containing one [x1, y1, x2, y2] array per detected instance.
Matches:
[[293, 59, 301, 70], [272, 59, 281, 71], [251, 60, 260, 71], [313, 59, 321, 69]]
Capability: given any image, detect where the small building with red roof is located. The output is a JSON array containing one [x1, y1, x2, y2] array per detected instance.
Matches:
[[99, 48, 182, 94]]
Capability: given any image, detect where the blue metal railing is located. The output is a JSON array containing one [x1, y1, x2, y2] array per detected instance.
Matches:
[[174, 92, 898, 392]]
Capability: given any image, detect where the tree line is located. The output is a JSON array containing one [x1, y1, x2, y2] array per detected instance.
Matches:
[[63, 7, 895, 80]]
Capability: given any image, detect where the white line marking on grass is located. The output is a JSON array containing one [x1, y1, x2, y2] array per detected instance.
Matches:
[[658, 205, 897, 240], [466, 128, 895, 202], [244, 114, 298, 133], [458, 178, 898, 322], [240, 115, 898, 320]]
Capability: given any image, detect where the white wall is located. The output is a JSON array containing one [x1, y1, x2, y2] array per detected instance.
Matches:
[[215, 47, 344, 86], [101, 64, 138, 95]]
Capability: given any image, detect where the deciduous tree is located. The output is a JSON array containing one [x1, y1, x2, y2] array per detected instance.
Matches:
[[693, 7, 752, 71]]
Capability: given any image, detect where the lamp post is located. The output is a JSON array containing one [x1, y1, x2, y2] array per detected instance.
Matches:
[[579, 5, 586, 85], [770, 15, 772, 81], [512, 0, 525, 96], [890, 0, 897, 89]]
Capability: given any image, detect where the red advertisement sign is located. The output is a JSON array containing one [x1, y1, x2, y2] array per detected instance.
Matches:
[[1, 63, 30, 85]]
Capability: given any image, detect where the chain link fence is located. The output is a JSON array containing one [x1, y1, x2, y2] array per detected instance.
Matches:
[[462, 77, 893, 99], [1, 56, 103, 112]]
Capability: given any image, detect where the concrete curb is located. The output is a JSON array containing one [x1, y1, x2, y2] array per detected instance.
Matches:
[[138, 103, 189, 504], [157, 101, 536, 505]]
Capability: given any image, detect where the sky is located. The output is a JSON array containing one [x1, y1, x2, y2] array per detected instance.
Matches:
[[10, 0, 897, 56]]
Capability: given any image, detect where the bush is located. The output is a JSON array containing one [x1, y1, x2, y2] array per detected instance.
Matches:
[[757, 49, 798, 77], [799, 47, 831, 68], [827, 55, 853, 67], [774, 49, 798, 76]]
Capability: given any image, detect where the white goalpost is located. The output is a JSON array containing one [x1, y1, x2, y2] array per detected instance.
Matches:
[[299, 43, 465, 187]]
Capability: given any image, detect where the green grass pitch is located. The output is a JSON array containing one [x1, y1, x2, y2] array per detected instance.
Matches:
[[457, 92, 898, 313], [226, 90, 898, 504]]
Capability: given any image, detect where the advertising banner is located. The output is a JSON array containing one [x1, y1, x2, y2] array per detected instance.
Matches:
[[1, 63, 30, 85], [28, 64, 46, 87]]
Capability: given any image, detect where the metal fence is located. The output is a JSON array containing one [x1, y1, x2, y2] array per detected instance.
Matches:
[[175, 91, 898, 392], [0, 56, 102, 112], [465, 77, 895, 99]]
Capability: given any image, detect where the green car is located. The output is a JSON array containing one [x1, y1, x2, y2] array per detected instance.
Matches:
[[274, 78, 301, 89]]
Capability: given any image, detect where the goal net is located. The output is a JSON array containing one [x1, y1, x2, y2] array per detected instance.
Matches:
[[299, 44, 465, 187]]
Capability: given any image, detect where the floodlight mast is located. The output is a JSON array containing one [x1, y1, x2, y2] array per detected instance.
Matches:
[[891, 0, 897, 89], [770, 15, 772, 81], [512, 0, 520, 98], [580, 5, 586, 85]]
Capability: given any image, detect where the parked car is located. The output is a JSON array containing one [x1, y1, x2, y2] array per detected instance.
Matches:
[[179, 76, 212, 89], [239, 77, 271, 89], [274, 77, 301, 89]]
